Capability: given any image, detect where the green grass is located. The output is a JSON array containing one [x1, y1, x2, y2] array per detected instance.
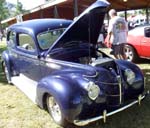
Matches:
[[0, 41, 7, 84], [0, 42, 61, 128], [0, 42, 150, 128]]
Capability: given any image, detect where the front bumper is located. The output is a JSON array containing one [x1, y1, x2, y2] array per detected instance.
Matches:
[[74, 90, 149, 126]]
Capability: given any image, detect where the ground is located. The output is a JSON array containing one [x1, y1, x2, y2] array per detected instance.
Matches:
[[0, 41, 150, 128]]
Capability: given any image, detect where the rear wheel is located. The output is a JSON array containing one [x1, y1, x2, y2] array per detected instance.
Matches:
[[2, 61, 12, 84], [46, 94, 69, 127], [124, 45, 138, 62]]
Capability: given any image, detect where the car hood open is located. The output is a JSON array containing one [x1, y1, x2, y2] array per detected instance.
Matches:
[[48, 0, 110, 52]]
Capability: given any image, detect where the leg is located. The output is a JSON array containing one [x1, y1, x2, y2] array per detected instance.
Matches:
[[112, 45, 120, 59], [120, 43, 126, 59]]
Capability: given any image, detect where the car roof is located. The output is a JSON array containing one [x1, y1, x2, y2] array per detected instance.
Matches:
[[8, 18, 72, 35]]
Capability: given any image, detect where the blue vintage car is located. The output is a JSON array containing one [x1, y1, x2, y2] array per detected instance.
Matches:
[[1, 0, 149, 127]]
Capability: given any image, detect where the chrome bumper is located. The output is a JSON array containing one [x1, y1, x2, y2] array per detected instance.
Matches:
[[74, 91, 149, 126]]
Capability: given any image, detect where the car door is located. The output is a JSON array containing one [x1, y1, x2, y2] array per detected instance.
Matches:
[[15, 33, 42, 81], [37, 28, 66, 78], [140, 27, 150, 57], [6, 30, 19, 75]]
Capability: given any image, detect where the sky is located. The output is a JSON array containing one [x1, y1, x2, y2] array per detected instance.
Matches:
[[6, 0, 45, 10]]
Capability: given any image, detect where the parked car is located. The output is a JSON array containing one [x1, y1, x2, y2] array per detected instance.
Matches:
[[1, 0, 148, 127], [124, 25, 150, 62]]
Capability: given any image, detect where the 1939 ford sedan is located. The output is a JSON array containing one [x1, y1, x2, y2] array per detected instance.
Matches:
[[1, 0, 149, 127]]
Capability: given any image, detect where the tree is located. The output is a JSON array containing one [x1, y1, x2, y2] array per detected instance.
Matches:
[[0, 0, 9, 33], [15, 0, 25, 15]]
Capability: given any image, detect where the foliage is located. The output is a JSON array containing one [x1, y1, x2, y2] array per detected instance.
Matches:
[[0, 0, 9, 21], [14, 0, 26, 16], [0, 0, 9, 32], [0, 0, 28, 31]]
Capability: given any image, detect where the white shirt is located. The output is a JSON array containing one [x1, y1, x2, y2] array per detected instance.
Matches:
[[108, 16, 128, 45]]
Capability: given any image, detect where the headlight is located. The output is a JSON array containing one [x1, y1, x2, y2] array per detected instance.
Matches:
[[124, 69, 135, 85], [86, 81, 100, 100]]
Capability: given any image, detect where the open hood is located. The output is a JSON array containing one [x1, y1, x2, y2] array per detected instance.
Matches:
[[49, 0, 110, 51]]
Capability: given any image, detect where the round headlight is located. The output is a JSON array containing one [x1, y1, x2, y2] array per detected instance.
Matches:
[[86, 82, 100, 100], [124, 69, 135, 85]]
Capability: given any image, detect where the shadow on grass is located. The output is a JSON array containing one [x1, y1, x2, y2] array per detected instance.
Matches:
[[137, 59, 150, 90], [136, 58, 150, 64], [0, 42, 7, 85], [0, 62, 7, 85], [142, 69, 150, 90]]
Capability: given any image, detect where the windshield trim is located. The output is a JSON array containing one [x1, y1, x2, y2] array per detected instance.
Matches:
[[37, 27, 66, 51]]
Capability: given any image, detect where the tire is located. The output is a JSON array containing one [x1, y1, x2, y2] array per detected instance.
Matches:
[[46, 94, 69, 127], [2, 61, 12, 84], [124, 45, 138, 62]]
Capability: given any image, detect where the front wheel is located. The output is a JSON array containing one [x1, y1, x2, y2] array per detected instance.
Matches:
[[124, 45, 138, 62], [2, 61, 12, 84], [46, 94, 69, 127]]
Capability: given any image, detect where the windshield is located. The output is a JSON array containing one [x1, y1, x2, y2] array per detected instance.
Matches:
[[37, 28, 66, 50]]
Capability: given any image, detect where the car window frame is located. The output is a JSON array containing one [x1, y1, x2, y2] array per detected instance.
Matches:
[[15, 32, 38, 55], [37, 28, 66, 50], [7, 30, 17, 49]]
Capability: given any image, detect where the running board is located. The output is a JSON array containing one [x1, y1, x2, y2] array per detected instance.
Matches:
[[11, 74, 38, 104]]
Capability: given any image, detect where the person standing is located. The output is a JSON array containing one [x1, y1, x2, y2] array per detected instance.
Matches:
[[107, 9, 128, 59]]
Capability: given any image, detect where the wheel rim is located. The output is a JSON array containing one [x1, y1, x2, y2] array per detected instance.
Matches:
[[124, 46, 133, 61], [48, 96, 62, 122], [3, 62, 10, 82]]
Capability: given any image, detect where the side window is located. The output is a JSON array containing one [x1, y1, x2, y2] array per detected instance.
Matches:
[[18, 33, 35, 51], [144, 27, 150, 38], [7, 31, 16, 48]]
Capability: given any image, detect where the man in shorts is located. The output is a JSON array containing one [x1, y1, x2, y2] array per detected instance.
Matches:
[[107, 9, 128, 59]]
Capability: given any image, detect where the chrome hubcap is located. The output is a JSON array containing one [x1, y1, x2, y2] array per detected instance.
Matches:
[[48, 96, 61, 122], [124, 47, 133, 61], [3, 63, 9, 81]]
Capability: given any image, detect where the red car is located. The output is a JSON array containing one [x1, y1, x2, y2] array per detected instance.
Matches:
[[124, 25, 150, 62]]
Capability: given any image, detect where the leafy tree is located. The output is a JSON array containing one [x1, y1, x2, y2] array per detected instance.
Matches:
[[15, 0, 25, 15], [0, 0, 9, 33], [0, 0, 9, 20]]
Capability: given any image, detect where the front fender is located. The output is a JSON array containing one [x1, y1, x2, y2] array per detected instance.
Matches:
[[116, 60, 143, 78], [1, 50, 12, 77], [116, 60, 144, 96], [36, 75, 83, 122]]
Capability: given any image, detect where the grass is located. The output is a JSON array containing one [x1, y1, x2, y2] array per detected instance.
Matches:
[[0, 42, 61, 128], [0, 41, 150, 128]]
